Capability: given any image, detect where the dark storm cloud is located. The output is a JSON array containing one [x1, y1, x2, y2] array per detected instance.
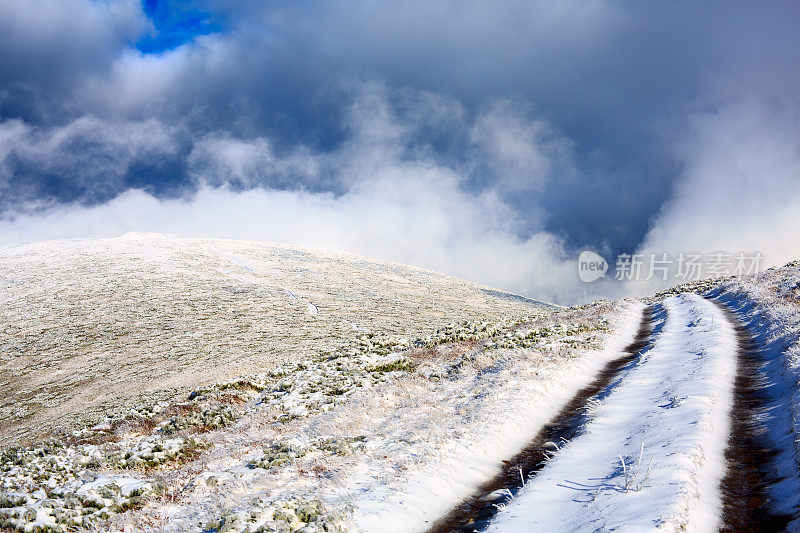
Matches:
[[0, 0, 147, 121], [0, 0, 799, 303]]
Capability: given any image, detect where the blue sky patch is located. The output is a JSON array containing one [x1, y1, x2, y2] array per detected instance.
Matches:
[[136, 0, 222, 54]]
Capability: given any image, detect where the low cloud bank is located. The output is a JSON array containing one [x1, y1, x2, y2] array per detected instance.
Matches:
[[1, 89, 798, 305], [0, 85, 593, 305], [630, 96, 800, 296], [0, 182, 582, 305]]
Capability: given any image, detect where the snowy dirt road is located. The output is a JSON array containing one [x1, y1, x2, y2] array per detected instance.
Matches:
[[430, 293, 798, 532]]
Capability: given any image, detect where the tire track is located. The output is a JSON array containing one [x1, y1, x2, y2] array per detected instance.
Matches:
[[712, 299, 794, 531], [426, 305, 657, 533]]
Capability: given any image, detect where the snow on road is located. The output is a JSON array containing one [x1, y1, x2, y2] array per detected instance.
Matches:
[[486, 293, 738, 532], [351, 303, 646, 533]]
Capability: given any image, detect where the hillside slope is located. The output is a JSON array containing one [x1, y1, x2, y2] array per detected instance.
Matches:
[[3, 245, 798, 532], [0, 234, 554, 445]]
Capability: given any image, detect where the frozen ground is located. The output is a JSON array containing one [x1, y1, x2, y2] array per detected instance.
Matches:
[[2, 238, 800, 532], [0, 234, 553, 445], [476, 266, 800, 532], [487, 294, 737, 531]]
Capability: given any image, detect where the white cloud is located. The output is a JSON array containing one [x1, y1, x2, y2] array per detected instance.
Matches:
[[4, 83, 799, 307], [0, 116, 180, 199], [631, 95, 800, 295], [470, 99, 575, 192], [0, 88, 589, 304], [640, 96, 800, 261], [0, 179, 581, 304], [188, 133, 322, 189]]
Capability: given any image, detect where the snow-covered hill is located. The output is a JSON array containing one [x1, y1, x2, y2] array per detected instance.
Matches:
[[2, 239, 799, 533], [0, 234, 554, 446]]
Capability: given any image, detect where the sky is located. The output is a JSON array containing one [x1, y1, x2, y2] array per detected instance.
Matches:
[[0, 0, 799, 304]]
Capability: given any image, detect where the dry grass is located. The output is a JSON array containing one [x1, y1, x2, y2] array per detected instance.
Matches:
[[407, 340, 479, 364], [0, 235, 553, 446]]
